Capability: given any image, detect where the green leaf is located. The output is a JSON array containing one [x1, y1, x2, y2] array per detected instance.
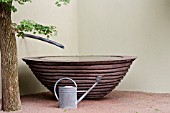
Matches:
[[55, 0, 70, 7], [155, 109, 160, 111]]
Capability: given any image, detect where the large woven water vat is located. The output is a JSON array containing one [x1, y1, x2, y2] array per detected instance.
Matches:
[[23, 56, 136, 99]]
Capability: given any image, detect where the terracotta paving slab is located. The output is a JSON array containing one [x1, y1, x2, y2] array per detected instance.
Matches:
[[1, 90, 170, 113]]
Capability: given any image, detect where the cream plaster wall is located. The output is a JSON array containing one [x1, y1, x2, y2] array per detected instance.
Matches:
[[0, 0, 170, 99], [78, 0, 170, 93], [0, 0, 78, 97]]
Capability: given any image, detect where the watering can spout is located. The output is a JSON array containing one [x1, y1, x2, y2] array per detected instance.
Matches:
[[77, 76, 102, 104]]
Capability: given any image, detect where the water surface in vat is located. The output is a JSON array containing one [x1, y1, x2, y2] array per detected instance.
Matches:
[[37, 56, 126, 62]]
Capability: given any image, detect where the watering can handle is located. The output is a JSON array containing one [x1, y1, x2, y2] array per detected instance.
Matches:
[[54, 77, 77, 100]]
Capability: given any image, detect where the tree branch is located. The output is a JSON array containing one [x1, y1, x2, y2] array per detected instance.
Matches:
[[24, 34, 64, 49]]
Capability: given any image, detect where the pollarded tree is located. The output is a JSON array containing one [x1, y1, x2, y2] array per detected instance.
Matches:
[[0, 0, 70, 111]]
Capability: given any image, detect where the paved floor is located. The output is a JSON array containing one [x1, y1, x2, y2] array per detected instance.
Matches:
[[0, 90, 170, 113]]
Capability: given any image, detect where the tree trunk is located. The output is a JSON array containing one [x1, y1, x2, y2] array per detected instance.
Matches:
[[0, 3, 21, 111]]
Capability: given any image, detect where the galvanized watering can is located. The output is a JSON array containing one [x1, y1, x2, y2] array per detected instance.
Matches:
[[54, 76, 102, 109]]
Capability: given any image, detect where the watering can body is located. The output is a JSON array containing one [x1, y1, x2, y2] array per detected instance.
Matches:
[[54, 76, 102, 109], [58, 86, 77, 109]]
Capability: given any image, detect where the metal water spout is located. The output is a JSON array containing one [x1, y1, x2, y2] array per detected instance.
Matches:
[[24, 34, 64, 49], [54, 76, 102, 109]]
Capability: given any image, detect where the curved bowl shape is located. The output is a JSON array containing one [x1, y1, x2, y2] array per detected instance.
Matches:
[[23, 56, 136, 99]]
